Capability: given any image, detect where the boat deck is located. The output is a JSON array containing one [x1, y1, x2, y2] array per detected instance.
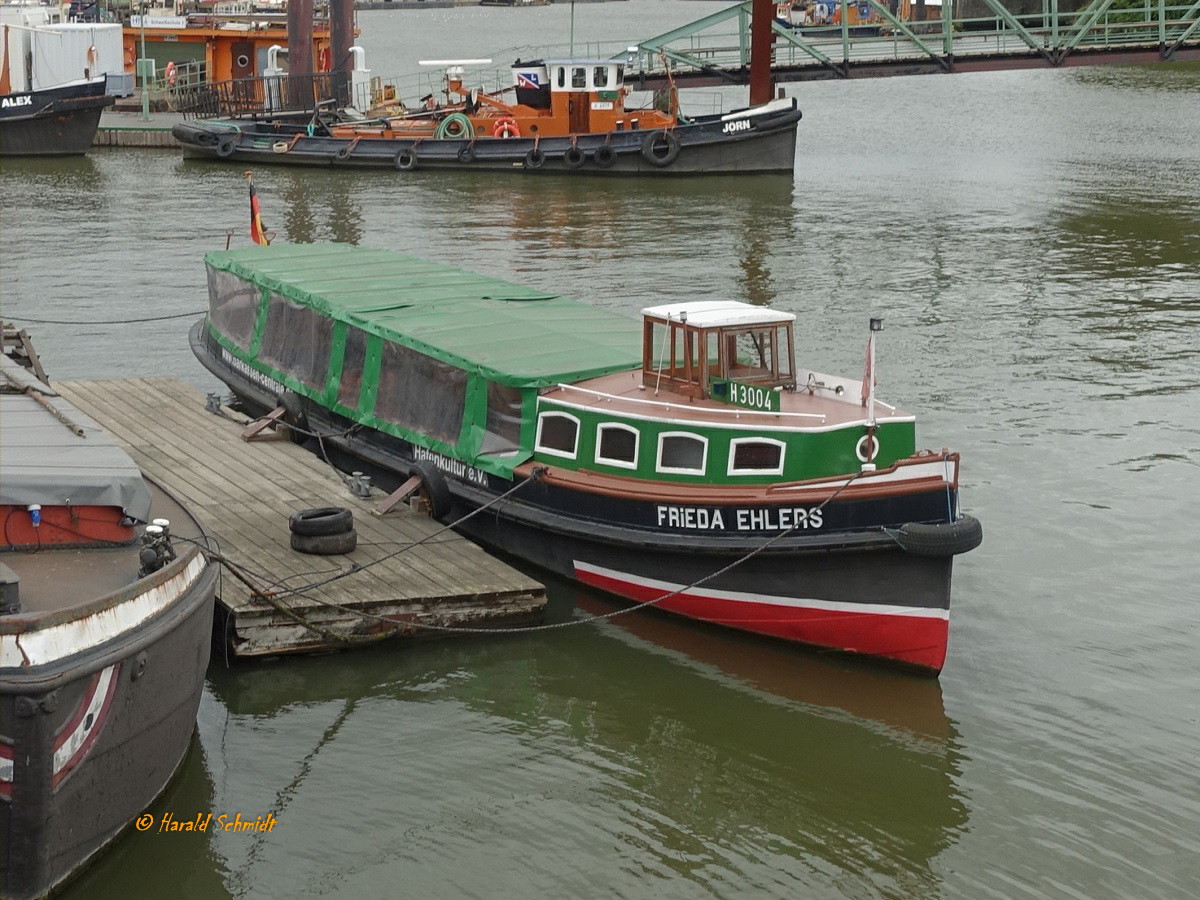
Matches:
[[54, 377, 547, 657], [565, 368, 913, 428]]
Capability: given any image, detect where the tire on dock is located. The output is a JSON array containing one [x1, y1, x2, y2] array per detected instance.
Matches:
[[289, 507, 354, 537]]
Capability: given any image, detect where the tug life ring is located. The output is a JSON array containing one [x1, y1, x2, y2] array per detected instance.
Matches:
[[492, 117, 520, 139], [165, 61, 177, 87]]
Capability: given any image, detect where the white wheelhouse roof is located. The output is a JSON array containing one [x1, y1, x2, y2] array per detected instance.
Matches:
[[641, 300, 796, 329]]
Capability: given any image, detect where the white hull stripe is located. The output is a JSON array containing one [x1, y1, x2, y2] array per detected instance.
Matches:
[[574, 560, 949, 620], [1, 554, 208, 669], [770, 459, 954, 494], [52, 664, 118, 783]]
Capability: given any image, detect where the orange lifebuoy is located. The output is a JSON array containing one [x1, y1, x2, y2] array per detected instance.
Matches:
[[165, 61, 177, 87], [492, 117, 520, 139], [318, 48, 331, 72]]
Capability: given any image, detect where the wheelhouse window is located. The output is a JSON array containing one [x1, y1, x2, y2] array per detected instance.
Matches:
[[258, 293, 333, 390], [729, 438, 785, 476], [375, 341, 467, 444], [593, 66, 609, 88], [571, 67, 586, 89], [337, 327, 369, 411], [535, 412, 580, 458], [481, 382, 524, 458], [207, 269, 260, 351], [657, 433, 707, 475], [596, 423, 638, 469]]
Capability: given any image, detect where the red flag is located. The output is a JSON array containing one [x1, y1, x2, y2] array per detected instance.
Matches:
[[861, 333, 875, 408], [249, 179, 270, 246]]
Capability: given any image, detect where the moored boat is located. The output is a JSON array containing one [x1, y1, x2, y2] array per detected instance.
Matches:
[[1, 5, 119, 156], [172, 55, 802, 175], [190, 243, 981, 674], [0, 333, 219, 898]]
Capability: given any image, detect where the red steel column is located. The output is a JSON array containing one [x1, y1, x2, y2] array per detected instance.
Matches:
[[287, 0, 313, 76], [330, 0, 355, 81], [749, 0, 775, 106]]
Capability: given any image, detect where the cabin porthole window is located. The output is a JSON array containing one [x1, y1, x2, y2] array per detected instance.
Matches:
[[596, 423, 639, 469], [728, 438, 785, 476], [535, 412, 580, 459], [656, 432, 707, 475], [236, 54, 250, 69]]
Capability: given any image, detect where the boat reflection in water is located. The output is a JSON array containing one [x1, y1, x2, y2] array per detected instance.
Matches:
[[178, 576, 968, 895]]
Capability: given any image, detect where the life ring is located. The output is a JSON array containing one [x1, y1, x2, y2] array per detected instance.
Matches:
[[492, 117, 520, 139], [641, 130, 680, 167], [562, 146, 586, 169], [892, 515, 983, 558], [457, 144, 476, 164], [409, 462, 451, 520], [523, 148, 545, 170], [318, 47, 331, 72], [394, 148, 418, 171], [855, 433, 879, 463], [593, 144, 616, 168], [165, 61, 177, 87], [216, 137, 237, 158]]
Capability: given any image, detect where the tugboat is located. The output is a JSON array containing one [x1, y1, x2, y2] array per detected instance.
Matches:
[[172, 55, 802, 175], [190, 243, 981, 673], [0, 329, 219, 898]]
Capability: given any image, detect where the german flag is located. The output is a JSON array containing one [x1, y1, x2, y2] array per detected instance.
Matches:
[[247, 172, 270, 246]]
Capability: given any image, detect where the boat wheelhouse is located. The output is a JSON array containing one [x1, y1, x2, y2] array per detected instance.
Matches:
[[192, 243, 981, 673]]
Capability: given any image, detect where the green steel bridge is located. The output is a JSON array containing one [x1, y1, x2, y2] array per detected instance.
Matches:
[[559, 0, 1200, 89]]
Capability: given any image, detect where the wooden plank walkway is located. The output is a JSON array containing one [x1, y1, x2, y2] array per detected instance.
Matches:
[[56, 377, 546, 658]]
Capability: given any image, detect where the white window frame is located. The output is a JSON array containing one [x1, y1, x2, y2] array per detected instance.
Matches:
[[656, 431, 708, 475], [727, 437, 786, 476], [535, 411, 580, 459], [595, 423, 640, 470]]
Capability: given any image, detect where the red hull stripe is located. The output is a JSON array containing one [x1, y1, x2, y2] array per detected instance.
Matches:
[[51, 663, 119, 789], [573, 561, 948, 671]]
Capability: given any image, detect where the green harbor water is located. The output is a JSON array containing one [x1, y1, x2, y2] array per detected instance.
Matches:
[[2, 2, 1199, 896]]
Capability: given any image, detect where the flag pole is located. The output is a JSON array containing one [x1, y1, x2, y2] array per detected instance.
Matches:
[[864, 317, 882, 470]]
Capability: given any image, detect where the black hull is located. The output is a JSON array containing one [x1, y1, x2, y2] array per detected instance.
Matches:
[[0, 538, 218, 898], [192, 324, 971, 672], [172, 100, 801, 175], [0, 81, 112, 157]]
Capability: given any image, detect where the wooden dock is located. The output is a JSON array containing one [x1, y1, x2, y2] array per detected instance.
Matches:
[[56, 377, 546, 658]]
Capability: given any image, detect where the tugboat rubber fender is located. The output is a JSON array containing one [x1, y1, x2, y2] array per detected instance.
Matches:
[[409, 461, 451, 519], [278, 390, 309, 444], [289, 507, 354, 537], [457, 144, 476, 164], [593, 144, 617, 168], [523, 147, 545, 170], [394, 148, 418, 171], [641, 130, 680, 167], [216, 137, 237, 158], [335, 143, 354, 161], [290, 529, 358, 556], [892, 515, 983, 558], [562, 146, 586, 169]]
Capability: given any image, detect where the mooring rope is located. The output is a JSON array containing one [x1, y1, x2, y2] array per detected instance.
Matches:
[[3, 310, 206, 326]]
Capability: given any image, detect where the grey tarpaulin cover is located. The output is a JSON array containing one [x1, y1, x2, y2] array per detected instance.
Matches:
[[1, 356, 152, 521]]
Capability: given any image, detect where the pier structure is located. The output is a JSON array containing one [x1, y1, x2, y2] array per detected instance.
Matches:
[[614, 0, 1200, 87], [55, 377, 546, 658]]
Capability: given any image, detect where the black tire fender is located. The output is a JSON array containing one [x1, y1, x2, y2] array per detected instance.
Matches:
[[278, 390, 309, 444], [523, 148, 545, 170], [216, 137, 237, 158], [335, 144, 354, 161], [893, 515, 983, 558], [562, 146, 586, 169], [290, 528, 358, 556], [289, 507, 354, 537], [593, 144, 617, 168], [641, 130, 680, 167], [409, 461, 451, 520], [394, 148, 418, 171], [457, 144, 476, 163]]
